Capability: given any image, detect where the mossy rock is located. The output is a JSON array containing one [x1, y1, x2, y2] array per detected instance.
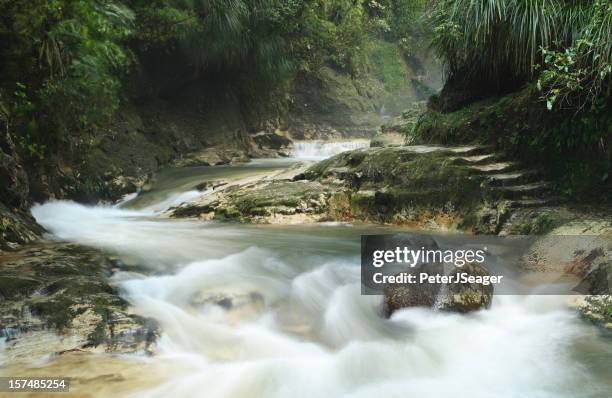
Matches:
[[0, 275, 41, 299], [383, 262, 493, 317], [304, 147, 483, 222], [580, 296, 612, 330], [0, 243, 158, 354], [413, 85, 612, 200]]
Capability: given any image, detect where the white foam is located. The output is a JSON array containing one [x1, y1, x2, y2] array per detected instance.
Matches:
[[291, 140, 370, 160], [24, 198, 612, 398]]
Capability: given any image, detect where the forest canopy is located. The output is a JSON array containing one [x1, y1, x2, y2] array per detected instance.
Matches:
[[430, 0, 611, 111], [0, 0, 609, 175], [0, 0, 427, 160]]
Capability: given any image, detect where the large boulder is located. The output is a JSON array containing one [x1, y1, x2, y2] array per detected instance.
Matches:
[[434, 262, 494, 313], [251, 131, 292, 157], [383, 261, 494, 317]]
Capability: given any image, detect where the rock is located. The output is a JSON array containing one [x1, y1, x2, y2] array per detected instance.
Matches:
[[248, 131, 294, 157], [382, 264, 444, 316], [288, 68, 385, 139], [434, 262, 494, 313], [173, 148, 249, 167], [107, 175, 147, 199], [579, 295, 612, 330], [0, 129, 29, 208], [192, 291, 265, 311], [0, 129, 42, 250], [566, 248, 611, 295], [0, 203, 42, 250], [383, 261, 493, 317], [0, 243, 159, 360], [194, 180, 227, 192], [571, 247, 612, 329], [370, 131, 405, 147], [172, 179, 333, 224], [251, 131, 292, 151]]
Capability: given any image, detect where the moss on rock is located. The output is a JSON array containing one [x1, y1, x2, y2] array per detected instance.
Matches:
[[0, 243, 159, 355]]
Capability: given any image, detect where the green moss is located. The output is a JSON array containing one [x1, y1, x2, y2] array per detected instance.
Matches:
[[350, 191, 376, 213], [518, 213, 559, 235], [248, 207, 270, 216], [31, 297, 78, 330], [301, 145, 488, 225], [366, 40, 408, 92], [0, 275, 40, 298], [414, 85, 612, 200], [214, 207, 242, 220]]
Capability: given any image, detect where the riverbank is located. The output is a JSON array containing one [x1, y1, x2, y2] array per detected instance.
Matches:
[[0, 243, 158, 361], [3, 139, 611, 368], [3, 160, 611, 396]]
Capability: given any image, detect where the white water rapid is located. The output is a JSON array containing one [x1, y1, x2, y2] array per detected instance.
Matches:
[[291, 140, 370, 160], [15, 159, 612, 397]]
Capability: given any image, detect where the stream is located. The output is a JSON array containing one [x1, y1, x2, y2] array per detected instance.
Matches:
[[4, 142, 612, 397]]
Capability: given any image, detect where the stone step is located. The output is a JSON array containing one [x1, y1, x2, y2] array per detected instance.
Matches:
[[485, 170, 541, 186], [491, 181, 552, 200], [451, 153, 503, 166], [468, 161, 519, 174], [507, 196, 564, 208], [401, 145, 492, 157]]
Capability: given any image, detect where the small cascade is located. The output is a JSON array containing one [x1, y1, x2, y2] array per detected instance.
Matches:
[[291, 140, 370, 160]]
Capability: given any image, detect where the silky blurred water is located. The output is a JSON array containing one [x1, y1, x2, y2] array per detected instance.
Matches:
[[8, 157, 612, 398]]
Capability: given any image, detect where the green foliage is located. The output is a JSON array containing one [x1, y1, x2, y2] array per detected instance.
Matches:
[[427, 0, 611, 199], [431, 0, 611, 110], [130, 0, 294, 79], [366, 40, 406, 90], [128, 0, 403, 78], [431, 0, 562, 81], [538, 0, 612, 110], [414, 87, 612, 198], [364, 0, 428, 40], [0, 0, 133, 157], [0, 0, 428, 166]]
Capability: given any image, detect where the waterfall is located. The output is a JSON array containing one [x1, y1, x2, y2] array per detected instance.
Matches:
[[291, 140, 370, 160]]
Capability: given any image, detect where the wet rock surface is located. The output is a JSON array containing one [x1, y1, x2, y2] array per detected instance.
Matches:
[[0, 243, 159, 361], [0, 130, 43, 250], [168, 145, 608, 236], [579, 295, 612, 330], [173, 147, 250, 167], [0, 203, 42, 251], [383, 262, 494, 317], [249, 131, 293, 158], [434, 262, 495, 313]]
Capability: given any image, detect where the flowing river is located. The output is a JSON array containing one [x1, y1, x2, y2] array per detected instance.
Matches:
[[3, 142, 612, 397]]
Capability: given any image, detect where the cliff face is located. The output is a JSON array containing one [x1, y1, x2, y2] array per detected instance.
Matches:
[[287, 43, 443, 140], [0, 38, 442, 251]]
